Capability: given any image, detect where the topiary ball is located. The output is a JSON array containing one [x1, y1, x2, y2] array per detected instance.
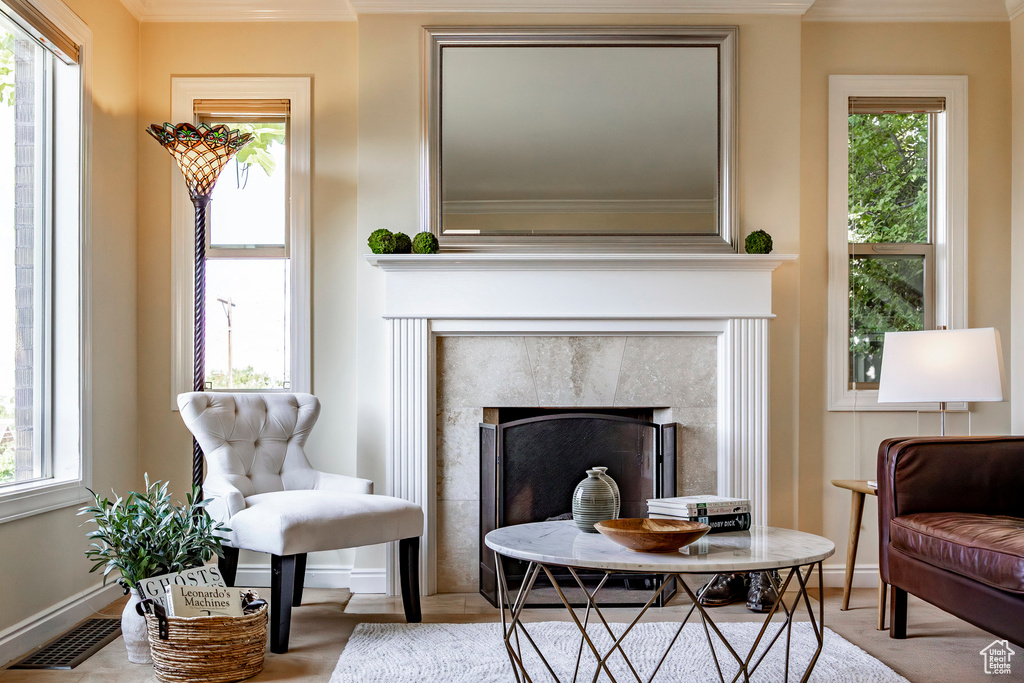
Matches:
[[744, 230, 773, 254], [392, 232, 412, 254], [412, 231, 439, 254], [368, 228, 396, 254]]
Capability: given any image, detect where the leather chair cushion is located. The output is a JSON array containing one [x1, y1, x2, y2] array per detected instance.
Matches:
[[890, 512, 1024, 594], [228, 490, 424, 556]]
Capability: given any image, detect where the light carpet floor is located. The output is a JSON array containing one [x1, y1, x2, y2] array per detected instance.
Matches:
[[331, 621, 909, 682]]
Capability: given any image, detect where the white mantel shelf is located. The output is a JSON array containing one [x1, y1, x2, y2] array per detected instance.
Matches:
[[366, 252, 797, 321], [365, 252, 797, 272]]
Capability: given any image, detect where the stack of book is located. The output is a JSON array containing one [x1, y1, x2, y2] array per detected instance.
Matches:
[[647, 495, 752, 534]]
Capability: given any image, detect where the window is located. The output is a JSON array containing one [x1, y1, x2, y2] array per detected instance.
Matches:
[[0, 0, 89, 521], [170, 79, 310, 405], [198, 101, 290, 390], [828, 76, 967, 410]]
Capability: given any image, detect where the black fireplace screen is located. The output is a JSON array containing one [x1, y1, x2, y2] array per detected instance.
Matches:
[[479, 410, 677, 607]]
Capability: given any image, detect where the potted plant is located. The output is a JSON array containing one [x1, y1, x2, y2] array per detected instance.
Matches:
[[79, 476, 230, 664]]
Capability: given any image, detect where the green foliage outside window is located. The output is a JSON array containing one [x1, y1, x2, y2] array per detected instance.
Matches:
[[207, 365, 278, 390], [848, 113, 930, 383]]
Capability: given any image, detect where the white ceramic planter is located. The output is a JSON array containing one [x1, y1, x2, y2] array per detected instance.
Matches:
[[122, 590, 152, 664]]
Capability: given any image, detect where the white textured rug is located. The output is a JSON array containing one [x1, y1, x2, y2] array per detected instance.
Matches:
[[331, 621, 909, 682]]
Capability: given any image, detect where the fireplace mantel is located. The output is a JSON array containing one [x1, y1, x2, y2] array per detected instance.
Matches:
[[366, 253, 796, 320], [367, 251, 796, 595]]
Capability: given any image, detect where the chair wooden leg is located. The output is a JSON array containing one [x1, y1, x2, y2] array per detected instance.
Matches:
[[399, 537, 421, 623], [877, 580, 888, 631], [293, 554, 307, 607], [889, 586, 907, 639], [219, 546, 239, 588], [271, 554, 297, 654]]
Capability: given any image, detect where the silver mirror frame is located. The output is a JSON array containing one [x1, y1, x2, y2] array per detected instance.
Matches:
[[421, 25, 738, 253]]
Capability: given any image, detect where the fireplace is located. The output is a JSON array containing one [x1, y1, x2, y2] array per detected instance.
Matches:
[[369, 253, 791, 596], [478, 409, 678, 606]]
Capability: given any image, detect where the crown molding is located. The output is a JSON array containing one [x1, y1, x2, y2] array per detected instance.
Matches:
[[804, 0, 1009, 22], [121, 0, 356, 22], [1008, 0, 1024, 20], [118, 0, 145, 20], [349, 0, 815, 13]]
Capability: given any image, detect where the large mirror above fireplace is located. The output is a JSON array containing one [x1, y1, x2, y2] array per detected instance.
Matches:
[[422, 26, 739, 253]]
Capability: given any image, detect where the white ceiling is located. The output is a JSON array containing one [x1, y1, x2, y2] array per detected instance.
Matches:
[[117, 0, 1021, 22]]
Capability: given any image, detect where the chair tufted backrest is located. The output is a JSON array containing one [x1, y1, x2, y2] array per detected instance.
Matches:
[[177, 392, 321, 497]]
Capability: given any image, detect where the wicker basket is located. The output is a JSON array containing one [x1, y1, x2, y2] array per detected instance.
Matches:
[[143, 603, 268, 683]]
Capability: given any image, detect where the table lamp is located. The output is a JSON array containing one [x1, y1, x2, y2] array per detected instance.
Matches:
[[877, 327, 1005, 436]]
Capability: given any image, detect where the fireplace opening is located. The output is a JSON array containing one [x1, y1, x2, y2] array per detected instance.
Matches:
[[479, 408, 678, 607]]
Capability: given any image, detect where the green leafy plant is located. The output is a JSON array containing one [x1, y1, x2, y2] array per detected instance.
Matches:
[[412, 231, 439, 254], [392, 232, 412, 254], [368, 228, 396, 254], [79, 476, 230, 591], [744, 230, 773, 254]]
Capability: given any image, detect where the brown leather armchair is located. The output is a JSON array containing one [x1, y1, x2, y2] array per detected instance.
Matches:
[[878, 436, 1024, 646]]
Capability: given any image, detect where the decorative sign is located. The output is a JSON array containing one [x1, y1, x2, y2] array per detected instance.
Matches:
[[136, 565, 226, 609], [167, 585, 244, 618]]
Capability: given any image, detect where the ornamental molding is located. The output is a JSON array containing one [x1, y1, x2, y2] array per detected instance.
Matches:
[[119, 0, 357, 22], [118, 0, 1010, 21], [803, 0, 1009, 22]]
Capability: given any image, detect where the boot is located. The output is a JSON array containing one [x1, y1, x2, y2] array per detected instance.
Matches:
[[697, 573, 749, 607], [746, 570, 782, 613]]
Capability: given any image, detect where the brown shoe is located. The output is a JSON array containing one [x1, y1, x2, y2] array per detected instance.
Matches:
[[746, 571, 781, 613], [698, 573, 749, 607]]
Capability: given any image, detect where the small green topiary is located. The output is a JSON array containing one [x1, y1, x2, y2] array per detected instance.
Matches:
[[368, 228, 396, 254], [392, 232, 412, 254], [412, 231, 439, 254], [744, 230, 773, 254]]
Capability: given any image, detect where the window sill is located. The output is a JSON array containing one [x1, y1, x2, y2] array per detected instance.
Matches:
[[828, 390, 967, 413], [0, 478, 90, 524]]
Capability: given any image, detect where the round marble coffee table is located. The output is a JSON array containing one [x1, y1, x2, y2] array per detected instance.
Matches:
[[485, 520, 835, 683]]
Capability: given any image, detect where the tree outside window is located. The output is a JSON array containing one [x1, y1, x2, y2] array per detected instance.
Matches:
[[847, 110, 934, 387]]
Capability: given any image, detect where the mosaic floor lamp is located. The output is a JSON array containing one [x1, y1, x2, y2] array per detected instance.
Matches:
[[147, 123, 252, 496]]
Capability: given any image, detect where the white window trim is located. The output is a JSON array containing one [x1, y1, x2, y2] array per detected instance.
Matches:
[[827, 75, 968, 411], [0, 0, 92, 523], [169, 77, 311, 409]]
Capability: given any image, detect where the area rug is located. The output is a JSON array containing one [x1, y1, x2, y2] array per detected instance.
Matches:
[[330, 621, 909, 682]]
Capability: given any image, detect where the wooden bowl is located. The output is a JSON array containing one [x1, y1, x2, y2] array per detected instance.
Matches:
[[594, 518, 711, 553]]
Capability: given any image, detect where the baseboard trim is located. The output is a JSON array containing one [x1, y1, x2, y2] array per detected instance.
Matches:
[[821, 563, 880, 588], [234, 563, 352, 589], [349, 568, 387, 594], [0, 582, 124, 667]]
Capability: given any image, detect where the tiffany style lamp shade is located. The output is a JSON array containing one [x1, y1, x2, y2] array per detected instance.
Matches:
[[147, 122, 252, 493]]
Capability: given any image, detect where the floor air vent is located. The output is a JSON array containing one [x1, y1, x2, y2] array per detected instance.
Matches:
[[9, 618, 122, 669]]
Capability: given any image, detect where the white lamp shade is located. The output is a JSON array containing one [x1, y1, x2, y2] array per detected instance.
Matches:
[[877, 328, 1005, 403]]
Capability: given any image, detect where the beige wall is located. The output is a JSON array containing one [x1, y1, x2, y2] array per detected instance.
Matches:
[[356, 13, 803, 570], [1013, 15, 1024, 434], [0, 0, 140, 634], [800, 22, 1012, 577], [136, 22, 360, 569], [6, 11, 1018, 639]]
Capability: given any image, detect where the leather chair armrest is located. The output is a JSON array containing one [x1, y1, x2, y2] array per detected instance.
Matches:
[[313, 471, 374, 495]]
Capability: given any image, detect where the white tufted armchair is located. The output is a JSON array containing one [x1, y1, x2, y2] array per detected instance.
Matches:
[[177, 392, 423, 653]]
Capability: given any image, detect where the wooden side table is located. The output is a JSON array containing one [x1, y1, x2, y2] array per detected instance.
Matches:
[[831, 479, 886, 630]]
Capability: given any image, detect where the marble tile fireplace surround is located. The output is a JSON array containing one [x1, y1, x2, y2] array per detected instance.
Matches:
[[367, 253, 795, 595]]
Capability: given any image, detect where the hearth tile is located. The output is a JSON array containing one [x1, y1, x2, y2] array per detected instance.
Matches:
[[525, 336, 624, 406], [437, 407, 483, 501], [436, 545, 478, 594], [614, 336, 717, 408], [437, 499, 478, 549], [437, 336, 537, 410]]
